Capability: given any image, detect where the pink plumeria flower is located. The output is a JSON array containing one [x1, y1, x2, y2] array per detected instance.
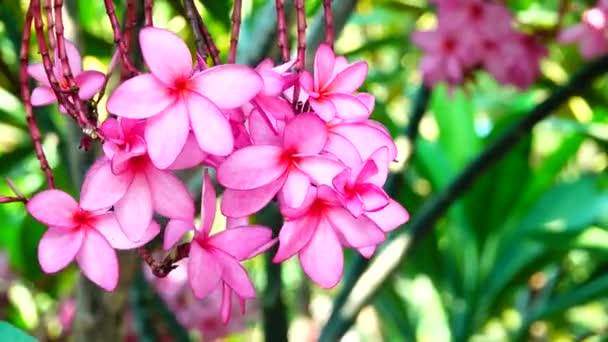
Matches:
[[299, 44, 370, 122], [218, 113, 345, 217], [499, 34, 547, 89], [80, 155, 194, 242], [164, 171, 274, 323], [100, 118, 147, 173], [559, 7, 608, 59], [106, 27, 263, 168], [27, 40, 105, 108], [26, 189, 159, 291], [273, 186, 386, 288]]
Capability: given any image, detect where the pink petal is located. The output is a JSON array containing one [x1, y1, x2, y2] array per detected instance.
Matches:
[[31, 86, 57, 106], [279, 168, 310, 208], [296, 155, 346, 186], [358, 185, 390, 211], [259, 70, 285, 96], [168, 133, 207, 170], [208, 226, 273, 260], [145, 101, 190, 169], [220, 174, 287, 217], [200, 170, 217, 236], [100, 118, 122, 141], [75, 70, 105, 100], [188, 93, 234, 156], [188, 243, 222, 299], [145, 164, 195, 221], [220, 284, 233, 324], [329, 94, 370, 121], [62, 39, 83, 75], [106, 74, 173, 119], [226, 216, 249, 229], [299, 71, 314, 94], [38, 227, 84, 273], [80, 158, 134, 210], [139, 27, 193, 86], [27, 63, 51, 85], [217, 145, 286, 190], [365, 199, 409, 232], [283, 114, 328, 154], [94, 213, 160, 249], [356, 93, 375, 112], [114, 174, 153, 241], [76, 229, 118, 291], [212, 249, 256, 299], [27, 190, 78, 228], [324, 132, 362, 168], [327, 207, 385, 248], [189, 64, 263, 109], [273, 215, 318, 262], [330, 122, 397, 161], [358, 246, 376, 258], [365, 147, 389, 186], [299, 218, 343, 288], [163, 219, 194, 250], [326, 61, 368, 93], [309, 98, 336, 122], [314, 43, 336, 88], [248, 109, 282, 146]]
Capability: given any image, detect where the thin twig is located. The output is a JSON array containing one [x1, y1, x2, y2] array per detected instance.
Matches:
[[42, 0, 55, 50], [319, 54, 608, 341], [103, 0, 139, 76], [6, 178, 27, 200], [322, 0, 334, 48], [228, 0, 242, 64], [144, 0, 153, 26], [198, 16, 221, 65], [20, 2, 55, 188], [276, 0, 290, 62], [292, 0, 306, 109], [183, 0, 207, 60]]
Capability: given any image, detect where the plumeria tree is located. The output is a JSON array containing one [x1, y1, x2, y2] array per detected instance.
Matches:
[[0, 0, 607, 340]]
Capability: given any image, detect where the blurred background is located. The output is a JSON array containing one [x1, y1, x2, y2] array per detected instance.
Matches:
[[1, 0, 608, 341]]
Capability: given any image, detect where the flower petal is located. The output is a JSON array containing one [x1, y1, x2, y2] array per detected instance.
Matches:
[[94, 213, 160, 249], [299, 218, 343, 288], [139, 27, 193, 85], [327, 207, 385, 248], [220, 174, 287, 217], [189, 64, 263, 108], [309, 98, 336, 122], [145, 100, 190, 169], [283, 114, 328, 154], [188, 243, 222, 299], [279, 168, 310, 208], [273, 215, 318, 263], [364, 199, 409, 232], [38, 227, 84, 273], [326, 61, 368, 93], [27, 63, 51, 85], [200, 170, 216, 236], [212, 249, 256, 299], [62, 39, 83, 75], [314, 43, 336, 89], [168, 133, 207, 170], [217, 145, 286, 190], [75, 70, 105, 100], [330, 122, 397, 161], [76, 229, 119, 291], [114, 174, 153, 241], [80, 158, 134, 210], [163, 219, 194, 250], [31, 86, 57, 106], [208, 226, 273, 260], [27, 190, 78, 228], [188, 93, 234, 156], [106, 74, 173, 119], [329, 94, 370, 121], [145, 163, 195, 221], [296, 155, 346, 186]]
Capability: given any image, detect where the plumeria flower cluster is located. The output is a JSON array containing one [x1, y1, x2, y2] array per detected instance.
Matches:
[[412, 0, 547, 89], [559, 0, 608, 59], [25, 27, 408, 322]]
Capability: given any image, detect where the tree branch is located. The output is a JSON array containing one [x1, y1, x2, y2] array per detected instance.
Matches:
[[228, 0, 242, 64], [319, 54, 608, 341]]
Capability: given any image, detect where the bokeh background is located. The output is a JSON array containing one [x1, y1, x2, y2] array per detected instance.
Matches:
[[0, 0, 608, 341]]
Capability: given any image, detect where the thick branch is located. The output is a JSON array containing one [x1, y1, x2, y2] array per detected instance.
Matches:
[[104, 0, 138, 76], [322, 0, 334, 47], [144, 0, 153, 26], [319, 54, 608, 341], [183, 0, 207, 60], [275, 0, 289, 62]]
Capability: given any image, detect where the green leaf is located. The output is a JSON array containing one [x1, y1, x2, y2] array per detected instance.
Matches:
[[0, 321, 37, 342]]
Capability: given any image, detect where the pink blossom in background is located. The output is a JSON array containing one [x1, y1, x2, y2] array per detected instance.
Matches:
[[28, 40, 105, 108], [106, 27, 263, 168], [559, 4, 608, 59], [26, 189, 159, 290]]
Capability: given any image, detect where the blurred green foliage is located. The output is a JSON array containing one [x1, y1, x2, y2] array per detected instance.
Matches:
[[0, 0, 607, 341]]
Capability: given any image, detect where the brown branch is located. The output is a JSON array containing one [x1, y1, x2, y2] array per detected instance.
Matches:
[[323, 0, 334, 48], [183, 0, 207, 60], [292, 0, 307, 109], [198, 16, 220, 65], [276, 0, 290, 62], [42, 0, 55, 51], [138, 243, 191, 278], [228, 0, 242, 64], [20, 2, 55, 188], [103, 0, 139, 77], [144, 0, 153, 26]]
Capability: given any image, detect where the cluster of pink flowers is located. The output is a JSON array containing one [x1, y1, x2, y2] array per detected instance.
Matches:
[[412, 0, 547, 89], [25, 27, 408, 322], [559, 0, 608, 59]]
